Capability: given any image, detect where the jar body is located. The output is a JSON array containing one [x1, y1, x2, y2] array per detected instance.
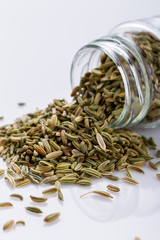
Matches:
[[71, 16, 160, 128]]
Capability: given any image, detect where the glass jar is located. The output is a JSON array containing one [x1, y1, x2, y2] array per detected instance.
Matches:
[[70, 16, 160, 129]]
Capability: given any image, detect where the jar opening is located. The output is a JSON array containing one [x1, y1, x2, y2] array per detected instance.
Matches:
[[71, 39, 148, 128]]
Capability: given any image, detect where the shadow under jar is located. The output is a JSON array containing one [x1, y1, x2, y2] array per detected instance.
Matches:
[[71, 16, 160, 129]]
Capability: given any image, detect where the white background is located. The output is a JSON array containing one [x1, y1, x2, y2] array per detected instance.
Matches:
[[0, 1, 160, 240]]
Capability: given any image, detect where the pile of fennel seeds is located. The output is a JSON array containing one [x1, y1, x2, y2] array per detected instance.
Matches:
[[0, 53, 155, 189], [0, 98, 152, 188]]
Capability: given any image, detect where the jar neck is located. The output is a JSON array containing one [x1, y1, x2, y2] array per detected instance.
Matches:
[[71, 37, 150, 128]]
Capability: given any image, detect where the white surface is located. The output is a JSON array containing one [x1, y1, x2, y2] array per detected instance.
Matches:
[[0, 1, 160, 240]]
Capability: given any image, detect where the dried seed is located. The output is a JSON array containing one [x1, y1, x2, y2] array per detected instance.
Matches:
[[107, 184, 120, 192], [55, 180, 61, 190], [65, 132, 79, 141], [132, 161, 145, 167], [128, 165, 144, 174], [30, 195, 48, 203], [59, 176, 77, 184], [16, 179, 31, 187], [41, 175, 57, 184], [16, 221, 25, 226], [42, 139, 52, 153], [101, 132, 113, 143], [27, 174, 40, 184], [148, 161, 158, 170], [0, 202, 13, 207], [61, 130, 68, 145], [105, 175, 119, 181], [58, 191, 64, 201], [82, 168, 102, 178], [0, 169, 5, 176], [50, 140, 61, 151], [98, 160, 110, 172], [3, 220, 14, 231], [10, 193, 23, 201], [126, 169, 132, 178], [96, 133, 106, 151], [56, 162, 71, 170], [76, 178, 93, 186], [11, 162, 21, 174], [42, 187, 57, 195], [80, 190, 113, 199], [116, 155, 128, 168], [26, 206, 42, 214], [44, 212, 60, 223], [71, 86, 80, 97], [43, 170, 55, 177], [5, 175, 15, 188], [33, 144, 46, 156], [46, 151, 63, 160], [121, 177, 139, 185], [18, 102, 26, 106]]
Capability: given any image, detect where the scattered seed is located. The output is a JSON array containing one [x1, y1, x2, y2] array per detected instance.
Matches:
[[5, 175, 15, 188], [3, 220, 14, 231], [16, 179, 31, 187], [0, 169, 5, 176], [18, 102, 26, 106], [30, 195, 48, 203], [80, 190, 113, 199], [26, 206, 43, 214], [42, 187, 57, 195], [16, 221, 25, 226], [128, 165, 144, 174], [0, 202, 13, 207], [121, 177, 139, 185], [148, 161, 158, 170], [44, 212, 60, 223], [10, 193, 23, 201], [107, 184, 120, 192], [58, 191, 64, 201], [105, 175, 119, 181]]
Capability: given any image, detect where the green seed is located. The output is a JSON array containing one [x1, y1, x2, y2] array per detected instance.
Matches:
[[42, 187, 57, 195], [82, 168, 102, 178], [3, 220, 14, 231], [80, 190, 113, 199], [0, 169, 5, 176], [26, 206, 43, 214], [10, 193, 23, 201], [16, 221, 25, 226], [107, 184, 120, 192], [0, 202, 13, 207], [30, 195, 48, 203], [44, 212, 60, 223]]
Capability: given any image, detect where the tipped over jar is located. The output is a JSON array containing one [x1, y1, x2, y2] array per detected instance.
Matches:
[[71, 16, 160, 129]]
